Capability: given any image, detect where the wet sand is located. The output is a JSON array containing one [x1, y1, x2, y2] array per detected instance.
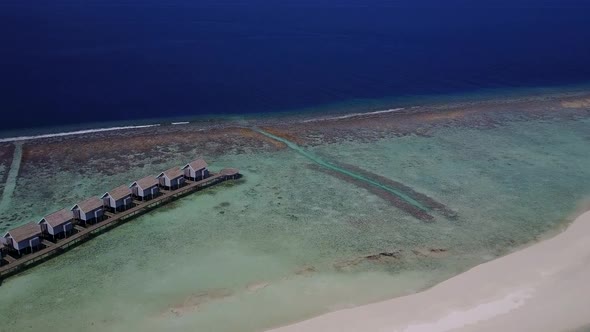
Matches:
[[268, 210, 590, 332]]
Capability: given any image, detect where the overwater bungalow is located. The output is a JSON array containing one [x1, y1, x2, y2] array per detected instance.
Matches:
[[130, 176, 159, 201], [183, 159, 209, 181], [220, 168, 240, 180], [157, 166, 186, 190], [1, 222, 42, 254], [102, 185, 133, 212], [39, 208, 74, 239], [0, 160, 241, 277], [72, 197, 104, 224]]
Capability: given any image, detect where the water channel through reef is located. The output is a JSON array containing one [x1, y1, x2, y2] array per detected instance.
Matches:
[[0, 141, 23, 214], [253, 127, 452, 222]]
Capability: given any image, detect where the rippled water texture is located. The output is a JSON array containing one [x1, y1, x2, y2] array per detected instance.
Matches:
[[0, 105, 589, 331]]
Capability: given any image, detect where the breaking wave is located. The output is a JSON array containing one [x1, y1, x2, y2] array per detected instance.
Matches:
[[301, 108, 404, 123], [0, 124, 161, 143]]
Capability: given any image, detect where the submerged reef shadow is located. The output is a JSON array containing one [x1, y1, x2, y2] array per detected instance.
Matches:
[[333, 248, 450, 271], [253, 127, 442, 221], [308, 164, 435, 222], [335, 162, 457, 220]]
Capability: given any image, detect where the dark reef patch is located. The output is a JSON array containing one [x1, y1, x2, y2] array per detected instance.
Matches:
[[334, 248, 451, 271], [0, 143, 15, 192], [335, 162, 457, 220], [18, 127, 280, 177], [258, 92, 590, 147], [309, 164, 435, 222]]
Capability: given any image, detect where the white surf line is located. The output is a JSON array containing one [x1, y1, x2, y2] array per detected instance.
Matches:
[[301, 108, 404, 123], [171, 121, 190, 125], [0, 141, 24, 214], [0, 124, 161, 143]]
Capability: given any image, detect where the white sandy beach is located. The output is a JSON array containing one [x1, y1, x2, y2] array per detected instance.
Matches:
[[269, 210, 590, 332]]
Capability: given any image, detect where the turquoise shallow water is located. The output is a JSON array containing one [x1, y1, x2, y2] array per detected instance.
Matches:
[[0, 114, 589, 331]]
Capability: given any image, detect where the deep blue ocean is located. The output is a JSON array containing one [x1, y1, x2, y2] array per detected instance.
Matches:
[[1, 0, 590, 131]]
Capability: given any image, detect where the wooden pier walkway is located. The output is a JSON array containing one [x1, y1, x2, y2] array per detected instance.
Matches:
[[0, 170, 239, 279], [4, 255, 16, 264]]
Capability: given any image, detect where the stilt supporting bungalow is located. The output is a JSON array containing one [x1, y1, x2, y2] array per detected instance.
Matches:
[[39, 208, 74, 241], [102, 185, 133, 212], [129, 176, 160, 201], [1, 222, 42, 255], [0, 244, 5, 266], [183, 159, 209, 181]]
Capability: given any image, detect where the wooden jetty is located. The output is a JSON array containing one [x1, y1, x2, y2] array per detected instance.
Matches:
[[0, 164, 240, 279]]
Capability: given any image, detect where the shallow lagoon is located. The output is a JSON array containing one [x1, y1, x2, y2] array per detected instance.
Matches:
[[0, 115, 589, 331]]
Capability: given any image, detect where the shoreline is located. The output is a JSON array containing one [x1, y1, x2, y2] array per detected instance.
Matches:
[[268, 209, 590, 332]]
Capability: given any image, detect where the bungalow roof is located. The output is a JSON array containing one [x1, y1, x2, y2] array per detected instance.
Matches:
[[102, 185, 132, 201], [184, 159, 208, 171], [40, 208, 73, 228], [131, 176, 158, 190], [72, 197, 103, 213], [4, 222, 41, 243], [158, 166, 183, 180]]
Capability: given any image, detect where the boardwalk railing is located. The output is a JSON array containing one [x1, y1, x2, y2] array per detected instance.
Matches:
[[0, 170, 240, 279]]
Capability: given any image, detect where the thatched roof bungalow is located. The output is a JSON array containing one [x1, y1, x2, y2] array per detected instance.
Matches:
[[220, 168, 240, 180], [157, 166, 185, 189], [2, 222, 42, 253], [39, 208, 73, 237], [130, 176, 159, 200], [72, 197, 104, 223], [182, 159, 209, 181], [102, 185, 133, 212]]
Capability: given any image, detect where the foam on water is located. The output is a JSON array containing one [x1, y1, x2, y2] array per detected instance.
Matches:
[[0, 124, 161, 143], [301, 108, 405, 123]]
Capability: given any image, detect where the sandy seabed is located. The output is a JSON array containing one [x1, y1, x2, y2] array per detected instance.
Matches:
[[269, 210, 590, 332]]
